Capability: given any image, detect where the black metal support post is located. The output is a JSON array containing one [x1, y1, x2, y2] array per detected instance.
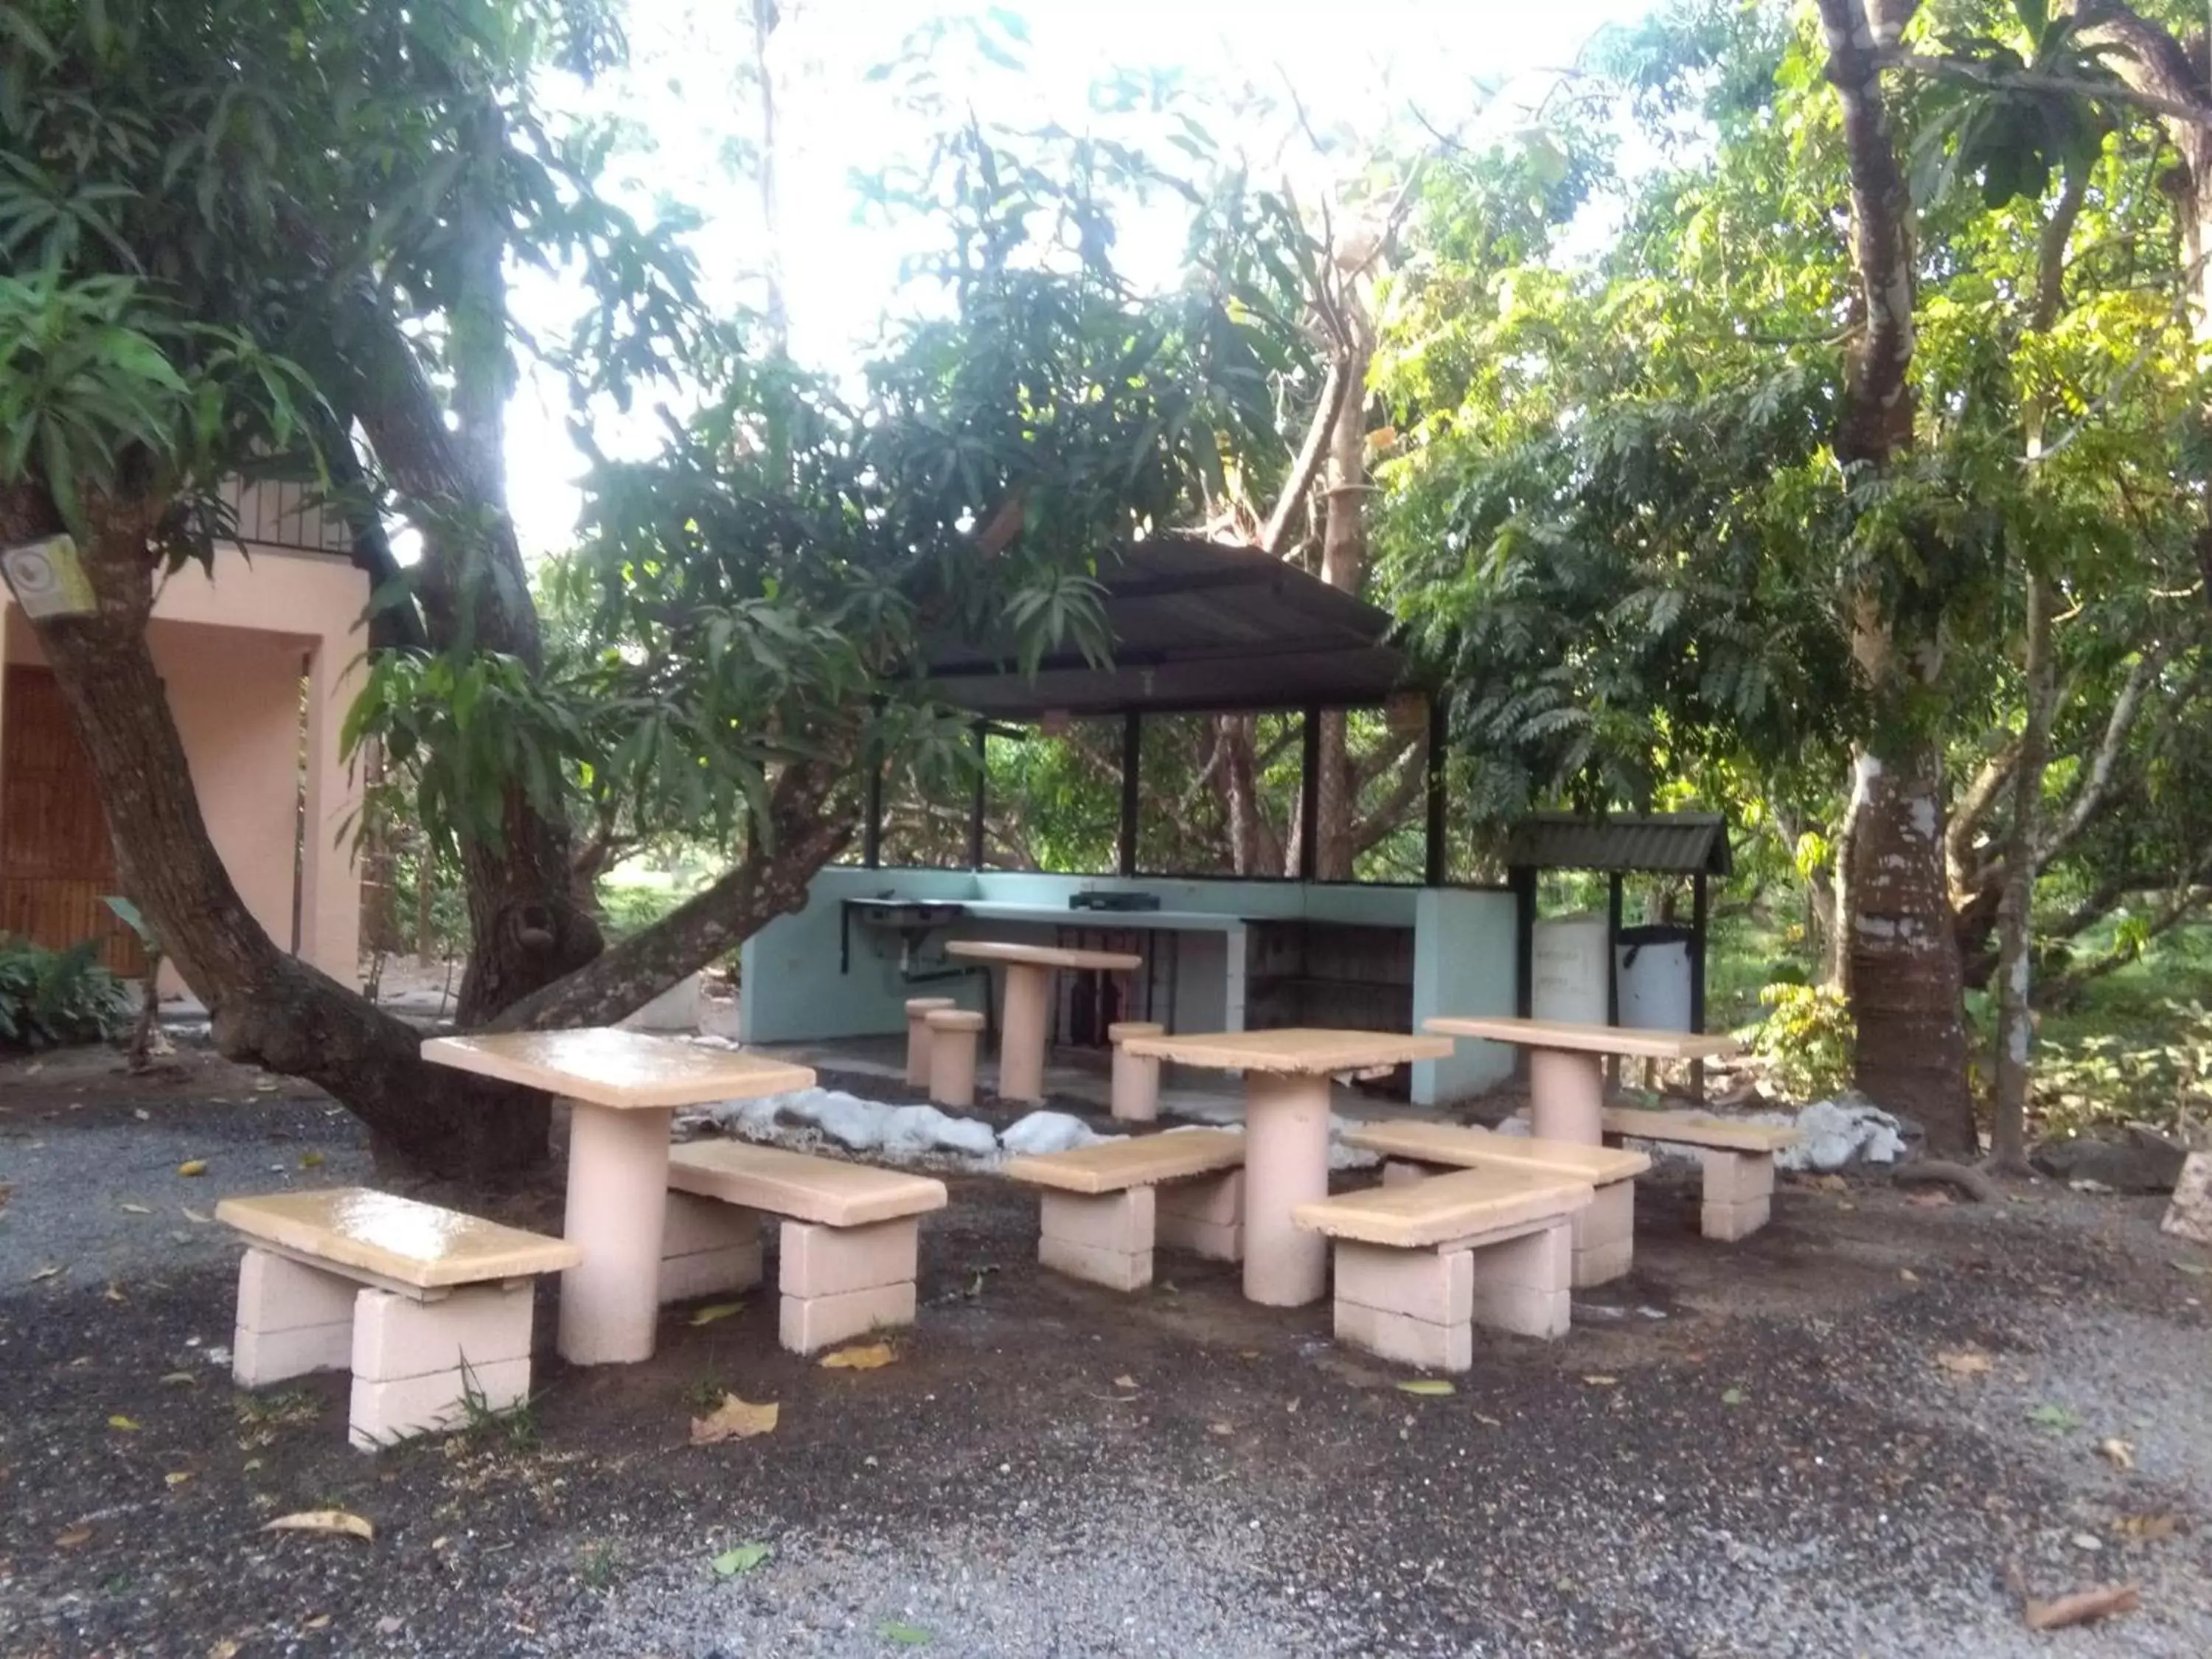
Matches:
[[862, 761, 883, 869], [1118, 710, 1141, 878], [1605, 870, 1624, 1091], [1690, 871, 1710, 1102], [1298, 704, 1322, 882], [1423, 692, 1449, 886], [967, 722, 987, 870], [1510, 865, 1537, 1020]]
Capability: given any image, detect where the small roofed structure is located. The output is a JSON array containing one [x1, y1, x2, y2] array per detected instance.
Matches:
[[922, 535, 1409, 717], [1504, 811, 1733, 1098], [884, 535, 1444, 883]]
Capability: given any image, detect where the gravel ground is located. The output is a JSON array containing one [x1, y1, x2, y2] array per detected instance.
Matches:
[[2, 1047, 2208, 1658]]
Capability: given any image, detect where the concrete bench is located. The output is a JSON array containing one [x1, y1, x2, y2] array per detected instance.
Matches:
[[926, 1007, 986, 1108], [216, 1188, 580, 1451], [1293, 1166, 1593, 1371], [1345, 1119, 1651, 1287], [658, 1141, 947, 1353], [905, 997, 955, 1085], [1599, 1107, 1799, 1242], [1006, 1128, 1246, 1292]]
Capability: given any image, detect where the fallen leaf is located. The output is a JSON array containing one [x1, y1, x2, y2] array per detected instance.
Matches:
[[158, 1371, 197, 1388], [1582, 1375, 1619, 1388], [166, 1471, 192, 1488], [1810, 1173, 1848, 1192], [1937, 1349, 1993, 1377], [176, 1160, 207, 1178], [878, 1620, 932, 1646], [299, 1151, 324, 1169], [2099, 1438, 2137, 1472], [687, 1301, 744, 1326], [2023, 1582, 2140, 1632], [304, 1614, 331, 1630], [103, 1283, 125, 1304], [1472, 1411, 1502, 1427], [1907, 1189, 1952, 1208], [262, 1509, 373, 1541], [181, 1207, 211, 1225], [1899, 1268, 1920, 1283], [712, 1541, 772, 1576], [1722, 1387, 1747, 1406], [2028, 1402, 2083, 1433], [55, 1524, 91, 1548], [207, 1641, 240, 1659], [1111, 1374, 1138, 1391], [2172, 1260, 2208, 1279], [108, 1415, 140, 1433], [1208, 1421, 1234, 1436], [2113, 1512, 2181, 1542], [689, 1394, 778, 1445], [819, 1342, 897, 1371], [119, 1203, 151, 1215], [1397, 1379, 1455, 1397], [29, 1264, 65, 1282]]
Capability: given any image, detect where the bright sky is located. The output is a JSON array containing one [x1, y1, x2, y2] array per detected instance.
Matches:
[[502, 0, 1658, 554]]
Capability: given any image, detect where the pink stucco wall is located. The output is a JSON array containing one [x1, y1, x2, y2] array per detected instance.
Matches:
[[0, 540, 368, 993]]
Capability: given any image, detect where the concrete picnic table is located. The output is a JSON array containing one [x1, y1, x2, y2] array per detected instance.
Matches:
[[1422, 1016, 1741, 1146], [1118, 1027, 1453, 1307], [421, 1030, 814, 1366], [943, 939, 1141, 1105]]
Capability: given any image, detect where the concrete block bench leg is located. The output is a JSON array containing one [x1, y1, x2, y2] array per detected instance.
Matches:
[[1467, 1220, 1573, 1338], [778, 1217, 921, 1354], [233, 1248, 358, 1386], [349, 1282, 534, 1450], [1037, 1186, 1155, 1292], [657, 1192, 765, 1304], [1156, 1169, 1243, 1262], [1571, 1180, 1635, 1288], [1332, 1241, 1475, 1371], [1329, 1218, 1576, 1371], [1700, 1150, 1775, 1241]]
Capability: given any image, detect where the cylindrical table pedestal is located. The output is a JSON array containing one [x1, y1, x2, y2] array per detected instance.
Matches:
[[1528, 1048, 1604, 1144], [997, 962, 1052, 1103], [558, 1099, 672, 1365], [1242, 1072, 1332, 1306]]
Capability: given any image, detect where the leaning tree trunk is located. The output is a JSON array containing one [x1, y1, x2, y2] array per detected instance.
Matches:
[[0, 487, 551, 1178]]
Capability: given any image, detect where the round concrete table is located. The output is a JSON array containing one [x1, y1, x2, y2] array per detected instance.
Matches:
[[1118, 1028, 1455, 1307], [422, 1030, 814, 1366], [1421, 1016, 1742, 1144], [943, 940, 1141, 1105]]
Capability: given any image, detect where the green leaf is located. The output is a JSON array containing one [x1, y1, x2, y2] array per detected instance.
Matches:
[[2026, 1402, 2081, 1432], [712, 1542, 771, 1576], [1721, 1387, 1747, 1406], [1397, 1379, 1455, 1397], [878, 1621, 932, 1646]]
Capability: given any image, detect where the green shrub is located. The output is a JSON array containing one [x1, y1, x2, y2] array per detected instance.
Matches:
[[1744, 981, 1855, 1103], [0, 936, 131, 1051], [2037, 1002, 2212, 1138]]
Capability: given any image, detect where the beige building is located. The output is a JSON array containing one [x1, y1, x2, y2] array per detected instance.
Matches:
[[0, 482, 368, 992]]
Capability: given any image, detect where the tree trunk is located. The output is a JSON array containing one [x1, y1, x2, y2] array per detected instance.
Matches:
[[0, 487, 550, 1178], [1990, 573, 2054, 1172], [1845, 740, 1978, 1149], [1313, 335, 1371, 882]]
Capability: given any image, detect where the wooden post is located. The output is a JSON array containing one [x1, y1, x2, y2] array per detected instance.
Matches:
[[1298, 706, 1321, 883], [1118, 709, 1141, 878], [1423, 692, 1448, 886], [967, 722, 987, 871]]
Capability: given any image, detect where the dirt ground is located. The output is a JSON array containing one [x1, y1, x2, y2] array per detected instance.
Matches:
[[1, 1047, 2208, 1658]]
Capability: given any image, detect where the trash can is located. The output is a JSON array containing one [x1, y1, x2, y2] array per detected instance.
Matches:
[[1533, 915, 1610, 1025], [1614, 923, 1694, 1032]]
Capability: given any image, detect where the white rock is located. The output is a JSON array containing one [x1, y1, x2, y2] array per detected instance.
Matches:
[[1781, 1096, 1907, 1172], [714, 1095, 790, 1139], [1001, 1110, 1121, 1157], [880, 1105, 998, 1160]]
